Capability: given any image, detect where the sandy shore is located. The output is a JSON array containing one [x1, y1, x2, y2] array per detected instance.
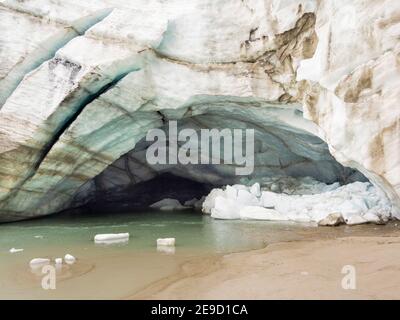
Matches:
[[132, 236, 400, 300]]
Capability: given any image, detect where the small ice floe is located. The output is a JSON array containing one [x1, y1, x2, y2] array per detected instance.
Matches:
[[9, 248, 24, 253], [29, 258, 50, 268], [55, 258, 63, 265], [157, 238, 176, 254], [64, 254, 76, 265], [150, 199, 188, 211], [94, 233, 129, 245], [157, 246, 176, 255], [157, 238, 175, 247]]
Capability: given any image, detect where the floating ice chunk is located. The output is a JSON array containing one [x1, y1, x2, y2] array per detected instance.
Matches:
[[29, 258, 50, 268], [94, 233, 130, 241], [64, 254, 76, 265], [150, 198, 188, 211], [240, 206, 288, 221], [94, 233, 129, 244], [55, 258, 63, 265], [157, 238, 175, 247], [9, 248, 24, 253]]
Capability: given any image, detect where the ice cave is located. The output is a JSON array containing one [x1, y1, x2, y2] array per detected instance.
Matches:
[[2, 0, 400, 302], [0, 0, 398, 225]]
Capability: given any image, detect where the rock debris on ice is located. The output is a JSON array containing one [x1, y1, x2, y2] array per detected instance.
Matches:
[[317, 213, 345, 227], [202, 177, 392, 225]]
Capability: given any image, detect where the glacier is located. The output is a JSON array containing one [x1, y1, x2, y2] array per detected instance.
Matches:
[[0, 0, 398, 223]]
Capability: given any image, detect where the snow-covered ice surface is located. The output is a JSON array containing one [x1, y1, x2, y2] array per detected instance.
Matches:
[[202, 177, 392, 225]]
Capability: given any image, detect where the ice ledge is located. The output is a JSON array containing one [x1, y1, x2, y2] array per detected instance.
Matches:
[[203, 177, 392, 225]]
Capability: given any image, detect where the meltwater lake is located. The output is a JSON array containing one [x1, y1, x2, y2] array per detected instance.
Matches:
[[0, 210, 398, 299]]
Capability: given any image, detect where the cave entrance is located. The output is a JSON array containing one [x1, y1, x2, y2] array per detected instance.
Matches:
[[69, 107, 368, 215]]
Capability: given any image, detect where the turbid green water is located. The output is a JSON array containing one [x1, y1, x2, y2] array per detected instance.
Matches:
[[0, 210, 307, 254], [0, 210, 398, 299]]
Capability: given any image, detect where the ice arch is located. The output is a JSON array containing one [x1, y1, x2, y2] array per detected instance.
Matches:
[[69, 108, 367, 213], [0, 0, 398, 222]]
